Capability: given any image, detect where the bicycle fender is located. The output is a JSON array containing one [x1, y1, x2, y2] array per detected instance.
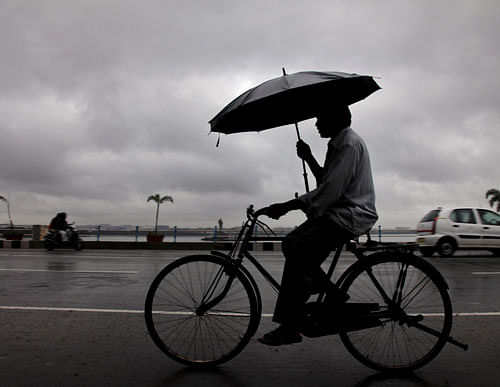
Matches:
[[338, 252, 450, 290]]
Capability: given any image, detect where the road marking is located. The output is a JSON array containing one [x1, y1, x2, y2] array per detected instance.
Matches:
[[0, 306, 143, 314], [1, 306, 499, 317], [472, 272, 500, 275], [0, 268, 139, 274]]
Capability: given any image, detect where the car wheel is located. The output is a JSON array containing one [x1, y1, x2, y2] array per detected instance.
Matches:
[[437, 238, 456, 257], [418, 246, 435, 257]]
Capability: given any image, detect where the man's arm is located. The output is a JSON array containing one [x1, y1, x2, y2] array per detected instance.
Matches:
[[296, 140, 323, 185], [298, 145, 357, 219], [261, 199, 307, 220]]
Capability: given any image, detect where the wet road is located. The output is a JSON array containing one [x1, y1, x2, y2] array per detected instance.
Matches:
[[1, 249, 499, 386]]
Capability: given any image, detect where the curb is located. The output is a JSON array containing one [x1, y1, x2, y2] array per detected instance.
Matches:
[[0, 240, 282, 251], [0, 240, 31, 249]]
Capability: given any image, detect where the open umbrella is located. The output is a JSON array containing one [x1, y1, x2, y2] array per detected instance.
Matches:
[[209, 69, 381, 191]]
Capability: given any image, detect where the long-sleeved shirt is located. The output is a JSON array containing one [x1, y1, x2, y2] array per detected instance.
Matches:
[[298, 127, 378, 236]]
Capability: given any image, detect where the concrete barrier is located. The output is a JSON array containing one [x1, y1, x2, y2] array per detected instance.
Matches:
[[249, 241, 282, 251], [27, 241, 236, 250], [0, 240, 31, 249], [2, 240, 283, 251]]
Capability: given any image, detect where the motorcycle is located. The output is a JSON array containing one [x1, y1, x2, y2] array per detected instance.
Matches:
[[44, 223, 83, 251]]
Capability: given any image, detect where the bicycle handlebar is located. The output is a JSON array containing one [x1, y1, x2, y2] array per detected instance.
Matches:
[[246, 204, 268, 220]]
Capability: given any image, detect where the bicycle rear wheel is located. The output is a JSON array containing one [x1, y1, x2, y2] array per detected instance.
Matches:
[[145, 255, 259, 366], [339, 252, 452, 372]]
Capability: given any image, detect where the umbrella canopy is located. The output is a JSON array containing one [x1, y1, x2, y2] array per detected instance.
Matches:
[[209, 70, 380, 134]]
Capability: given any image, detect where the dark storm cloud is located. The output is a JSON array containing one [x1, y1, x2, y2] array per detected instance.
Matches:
[[1, 0, 500, 227]]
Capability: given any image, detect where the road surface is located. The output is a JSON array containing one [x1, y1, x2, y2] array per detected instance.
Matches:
[[0, 249, 499, 386]]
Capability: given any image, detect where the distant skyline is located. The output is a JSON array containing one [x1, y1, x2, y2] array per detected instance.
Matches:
[[1, 1, 499, 229]]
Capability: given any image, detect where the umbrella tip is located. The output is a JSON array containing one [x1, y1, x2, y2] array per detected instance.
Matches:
[[282, 67, 287, 76]]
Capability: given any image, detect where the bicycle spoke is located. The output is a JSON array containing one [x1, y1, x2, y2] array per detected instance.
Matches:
[[145, 255, 258, 366], [340, 253, 452, 372]]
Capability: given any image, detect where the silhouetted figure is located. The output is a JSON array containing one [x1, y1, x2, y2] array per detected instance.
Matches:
[[258, 105, 378, 346], [49, 212, 69, 243]]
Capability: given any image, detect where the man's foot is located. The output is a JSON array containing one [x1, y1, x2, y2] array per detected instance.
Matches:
[[257, 325, 302, 346]]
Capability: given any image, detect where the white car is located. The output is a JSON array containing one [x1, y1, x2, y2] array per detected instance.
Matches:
[[416, 207, 500, 257]]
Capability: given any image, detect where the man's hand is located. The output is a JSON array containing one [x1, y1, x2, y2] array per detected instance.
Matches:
[[296, 139, 313, 161], [260, 199, 307, 220], [261, 203, 290, 220], [297, 139, 323, 184]]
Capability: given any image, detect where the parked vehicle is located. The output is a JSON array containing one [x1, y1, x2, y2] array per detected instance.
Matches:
[[44, 223, 83, 251], [416, 207, 500, 257]]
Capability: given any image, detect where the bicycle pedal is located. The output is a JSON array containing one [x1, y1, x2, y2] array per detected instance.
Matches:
[[403, 314, 424, 326]]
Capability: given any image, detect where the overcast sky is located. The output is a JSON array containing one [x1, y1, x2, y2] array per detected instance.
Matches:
[[1, 0, 499, 229]]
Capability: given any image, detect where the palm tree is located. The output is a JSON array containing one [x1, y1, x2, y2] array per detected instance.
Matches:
[[147, 194, 174, 233], [486, 189, 500, 211], [0, 194, 13, 228]]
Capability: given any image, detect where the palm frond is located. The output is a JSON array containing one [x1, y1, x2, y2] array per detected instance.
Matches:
[[486, 188, 500, 212], [485, 188, 500, 198], [147, 194, 160, 203], [160, 195, 174, 204], [0, 195, 7, 203]]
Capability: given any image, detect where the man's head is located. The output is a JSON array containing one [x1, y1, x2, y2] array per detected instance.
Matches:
[[315, 105, 351, 138]]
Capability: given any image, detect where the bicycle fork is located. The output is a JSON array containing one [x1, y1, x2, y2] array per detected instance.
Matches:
[[195, 264, 237, 316]]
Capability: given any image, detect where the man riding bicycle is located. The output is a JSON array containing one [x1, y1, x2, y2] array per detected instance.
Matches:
[[258, 105, 378, 346]]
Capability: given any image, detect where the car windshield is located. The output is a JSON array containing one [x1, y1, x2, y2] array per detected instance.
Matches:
[[420, 209, 441, 222]]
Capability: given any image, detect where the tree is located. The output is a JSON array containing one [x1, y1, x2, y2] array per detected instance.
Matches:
[[147, 194, 174, 234], [0, 194, 13, 228], [486, 189, 500, 211], [218, 218, 223, 230]]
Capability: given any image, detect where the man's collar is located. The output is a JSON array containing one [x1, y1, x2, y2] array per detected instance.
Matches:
[[328, 126, 351, 146]]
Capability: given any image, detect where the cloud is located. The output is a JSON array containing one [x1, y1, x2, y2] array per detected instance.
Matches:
[[1, 0, 500, 229]]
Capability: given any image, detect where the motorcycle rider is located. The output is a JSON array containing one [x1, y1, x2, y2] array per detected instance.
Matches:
[[49, 212, 69, 243]]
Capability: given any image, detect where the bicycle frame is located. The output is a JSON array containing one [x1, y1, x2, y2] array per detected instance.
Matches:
[[219, 206, 408, 303], [210, 205, 468, 351], [216, 205, 416, 303]]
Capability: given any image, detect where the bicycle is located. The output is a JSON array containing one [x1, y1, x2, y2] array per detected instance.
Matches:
[[145, 205, 468, 372]]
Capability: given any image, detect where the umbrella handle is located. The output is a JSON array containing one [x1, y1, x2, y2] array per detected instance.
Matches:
[[283, 67, 309, 193], [294, 122, 310, 193], [294, 122, 301, 140]]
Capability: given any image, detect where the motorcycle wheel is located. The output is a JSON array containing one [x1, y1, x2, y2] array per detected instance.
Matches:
[[74, 241, 83, 251], [45, 240, 55, 251]]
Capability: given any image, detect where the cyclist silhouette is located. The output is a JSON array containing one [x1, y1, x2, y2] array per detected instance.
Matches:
[[258, 105, 378, 346]]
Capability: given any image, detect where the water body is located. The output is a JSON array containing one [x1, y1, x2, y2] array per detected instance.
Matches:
[[80, 234, 417, 243]]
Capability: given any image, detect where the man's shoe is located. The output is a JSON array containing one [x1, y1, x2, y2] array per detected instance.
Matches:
[[257, 326, 302, 346]]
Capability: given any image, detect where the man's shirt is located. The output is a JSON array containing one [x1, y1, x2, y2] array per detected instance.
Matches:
[[299, 127, 378, 236]]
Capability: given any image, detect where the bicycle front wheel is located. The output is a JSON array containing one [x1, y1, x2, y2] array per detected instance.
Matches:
[[339, 252, 452, 372], [145, 255, 259, 366]]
